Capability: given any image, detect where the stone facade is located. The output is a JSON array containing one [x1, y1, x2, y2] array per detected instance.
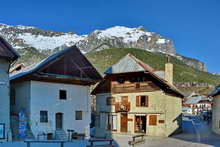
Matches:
[[95, 91, 182, 137]]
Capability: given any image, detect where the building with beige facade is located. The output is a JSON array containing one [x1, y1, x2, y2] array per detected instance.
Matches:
[[92, 54, 184, 138]]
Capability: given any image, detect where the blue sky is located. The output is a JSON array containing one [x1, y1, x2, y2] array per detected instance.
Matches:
[[0, 0, 219, 72]]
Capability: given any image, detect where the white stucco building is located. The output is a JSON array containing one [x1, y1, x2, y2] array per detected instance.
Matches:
[[10, 46, 102, 140], [0, 36, 19, 141]]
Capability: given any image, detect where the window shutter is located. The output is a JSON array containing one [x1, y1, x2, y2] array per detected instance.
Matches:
[[106, 97, 115, 105], [149, 115, 157, 126], [145, 96, 149, 107], [136, 96, 140, 107]]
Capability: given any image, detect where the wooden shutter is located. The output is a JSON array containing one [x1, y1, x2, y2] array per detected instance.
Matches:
[[145, 96, 149, 107], [136, 96, 140, 107], [149, 115, 157, 126], [106, 97, 115, 105]]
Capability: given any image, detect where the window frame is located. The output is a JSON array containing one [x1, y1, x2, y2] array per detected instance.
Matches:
[[107, 114, 117, 131], [59, 90, 67, 100], [40, 111, 48, 123], [75, 111, 83, 120], [136, 96, 149, 107]]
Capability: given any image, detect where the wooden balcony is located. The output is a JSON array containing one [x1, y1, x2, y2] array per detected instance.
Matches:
[[112, 82, 159, 94], [115, 102, 131, 112]]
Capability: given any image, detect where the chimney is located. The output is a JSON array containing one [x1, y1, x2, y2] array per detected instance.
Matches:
[[165, 55, 173, 85]]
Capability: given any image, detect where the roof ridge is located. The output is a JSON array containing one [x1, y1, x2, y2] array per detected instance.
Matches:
[[10, 46, 75, 80], [0, 35, 20, 61], [126, 53, 154, 72]]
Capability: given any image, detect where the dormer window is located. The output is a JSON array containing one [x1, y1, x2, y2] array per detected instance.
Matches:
[[59, 90, 67, 100]]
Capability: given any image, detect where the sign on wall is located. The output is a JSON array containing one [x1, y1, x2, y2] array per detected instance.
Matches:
[[0, 123, 5, 139]]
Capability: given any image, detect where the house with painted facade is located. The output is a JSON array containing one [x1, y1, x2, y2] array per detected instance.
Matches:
[[92, 54, 184, 138], [209, 86, 220, 135], [0, 36, 19, 140], [10, 46, 102, 140]]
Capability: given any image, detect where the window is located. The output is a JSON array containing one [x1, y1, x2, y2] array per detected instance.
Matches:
[[75, 111, 83, 120], [149, 115, 157, 126], [107, 115, 117, 131], [40, 111, 48, 123], [106, 97, 115, 105], [136, 96, 148, 107], [59, 90, 67, 100]]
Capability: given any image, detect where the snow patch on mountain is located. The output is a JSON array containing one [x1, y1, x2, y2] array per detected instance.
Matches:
[[18, 33, 86, 50], [157, 38, 166, 44], [96, 26, 153, 43]]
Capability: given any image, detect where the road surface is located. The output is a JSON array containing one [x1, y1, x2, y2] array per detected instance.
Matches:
[[174, 115, 220, 147]]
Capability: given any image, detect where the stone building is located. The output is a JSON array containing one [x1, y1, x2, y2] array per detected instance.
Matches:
[[209, 86, 220, 135], [0, 36, 19, 140], [92, 54, 184, 138], [10, 46, 102, 140]]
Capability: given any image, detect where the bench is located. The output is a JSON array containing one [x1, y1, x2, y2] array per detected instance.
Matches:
[[87, 139, 114, 147], [72, 133, 85, 140], [128, 134, 145, 146]]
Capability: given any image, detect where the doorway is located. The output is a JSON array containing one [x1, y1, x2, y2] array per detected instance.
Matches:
[[56, 113, 63, 129], [135, 115, 146, 133], [120, 113, 127, 132]]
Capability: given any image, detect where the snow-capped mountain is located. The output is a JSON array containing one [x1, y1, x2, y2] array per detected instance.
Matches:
[[77, 26, 175, 55], [0, 24, 174, 54], [0, 23, 206, 71], [0, 23, 86, 51]]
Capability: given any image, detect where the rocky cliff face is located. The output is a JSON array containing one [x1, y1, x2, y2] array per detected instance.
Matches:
[[0, 23, 207, 72], [176, 54, 207, 72], [77, 26, 176, 55]]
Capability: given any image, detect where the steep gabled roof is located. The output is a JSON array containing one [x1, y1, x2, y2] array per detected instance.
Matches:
[[10, 46, 102, 84], [105, 53, 154, 74], [0, 36, 19, 62], [93, 53, 184, 98]]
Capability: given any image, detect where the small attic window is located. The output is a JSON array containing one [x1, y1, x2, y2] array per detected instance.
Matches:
[[59, 90, 67, 100], [116, 76, 125, 84]]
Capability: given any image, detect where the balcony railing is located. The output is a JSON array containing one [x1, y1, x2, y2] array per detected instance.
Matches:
[[112, 82, 155, 93]]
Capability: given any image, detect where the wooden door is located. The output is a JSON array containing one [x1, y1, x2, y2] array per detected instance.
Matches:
[[120, 113, 127, 132], [56, 113, 63, 129]]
